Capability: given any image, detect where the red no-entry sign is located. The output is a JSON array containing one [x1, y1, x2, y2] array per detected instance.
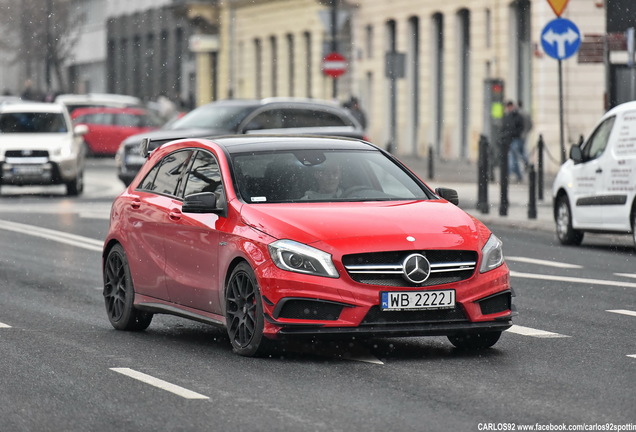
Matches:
[[322, 52, 347, 78]]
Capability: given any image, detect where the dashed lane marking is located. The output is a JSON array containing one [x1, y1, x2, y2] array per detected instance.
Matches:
[[627, 355, 636, 359], [506, 256, 582, 269], [614, 273, 636, 279], [510, 271, 636, 289], [0, 322, 12, 328], [0, 219, 103, 252], [110, 368, 209, 400], [607, 309, 636, 317], [506, 325, 570, 338]]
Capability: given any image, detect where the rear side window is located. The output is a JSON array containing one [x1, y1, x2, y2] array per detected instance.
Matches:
[[137, 149, 193, 196], [280, 108, 351, 128]]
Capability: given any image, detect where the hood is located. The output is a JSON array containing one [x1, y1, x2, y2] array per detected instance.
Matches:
[[0, 133, 72, 154], [240, 200, 486, 255], [122, 127, 229, 147]]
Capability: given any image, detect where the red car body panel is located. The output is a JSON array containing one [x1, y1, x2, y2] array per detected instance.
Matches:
[[72, 107, 160, 155], [104, 137, 513, 342]]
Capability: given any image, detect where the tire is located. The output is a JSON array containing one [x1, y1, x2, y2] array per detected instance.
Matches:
[[448, 331, 502, 350], [65, 169, 84, 196], [103, 244, 153, 331], [555, 195, 584, 245], [225, 262, 273, 357]]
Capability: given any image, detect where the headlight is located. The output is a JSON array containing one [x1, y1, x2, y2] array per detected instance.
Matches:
[[268, 239, 339, 278], [479, 234, 504, 273]]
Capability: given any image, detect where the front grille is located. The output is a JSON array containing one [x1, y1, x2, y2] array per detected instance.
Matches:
[[361, 306, 467, 326], [342, 250, 477, 287], [5, 150, 49, 158], [275, 299, 344, 321]]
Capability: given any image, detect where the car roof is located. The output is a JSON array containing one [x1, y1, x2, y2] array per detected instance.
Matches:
[[71, 106, 149, 117], [55, 93, 141, 105], [0, 102, 67, 114], [200, 97, 345, 110], [606, 101, 636, 118], [208, 135, 375, 154]]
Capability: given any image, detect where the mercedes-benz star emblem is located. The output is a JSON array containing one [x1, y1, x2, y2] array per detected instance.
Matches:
[[402, 253, 431, 284]]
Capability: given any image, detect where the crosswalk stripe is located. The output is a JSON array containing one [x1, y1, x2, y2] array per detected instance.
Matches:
[[506, 325, 569, 338], [110, 368, 209, 399]]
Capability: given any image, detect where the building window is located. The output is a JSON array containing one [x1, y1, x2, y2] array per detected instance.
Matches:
[[365, 25, 373, 59], [254, 38, 262, 99], [304, 31, 312, 98], [287, 34, 294, 97], [270, 35, 278, 96]]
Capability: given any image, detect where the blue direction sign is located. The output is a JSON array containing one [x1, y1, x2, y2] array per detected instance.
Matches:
[[541, 18, 581, 60]]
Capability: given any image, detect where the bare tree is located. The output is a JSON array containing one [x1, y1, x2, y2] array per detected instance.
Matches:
[[0, 0, 84, 97]]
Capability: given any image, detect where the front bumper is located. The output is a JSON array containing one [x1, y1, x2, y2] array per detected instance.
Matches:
[[256, 261, 514, 339]]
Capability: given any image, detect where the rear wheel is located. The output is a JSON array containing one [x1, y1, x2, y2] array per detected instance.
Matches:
[[555, 195, 583, 245], [103, 244, 153, 331], [225, 262, 273, 357], [448, 331, 502, 350]]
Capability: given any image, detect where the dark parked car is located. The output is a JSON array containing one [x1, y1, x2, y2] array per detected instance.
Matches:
[[115, 98, 366, 185], [103, 135, 514, 357]]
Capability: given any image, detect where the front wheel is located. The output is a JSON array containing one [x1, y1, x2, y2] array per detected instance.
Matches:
[[448, 331, 502, 350], [103, 244, 153, 331], [225, 262, 273, 357], [555, 195, 583, 245], [65, 170, 84, 196]]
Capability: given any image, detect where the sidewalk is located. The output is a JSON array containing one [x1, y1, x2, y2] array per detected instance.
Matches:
[[398, 155, 556, 233]]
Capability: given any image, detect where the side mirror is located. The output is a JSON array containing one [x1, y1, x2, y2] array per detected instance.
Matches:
[[569, 144, 583, 164], [435, 187, 459, 206], [73, 124, 89, 136], [182, 192, 222, 214]]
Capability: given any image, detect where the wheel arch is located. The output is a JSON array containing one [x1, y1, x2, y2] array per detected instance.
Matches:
[[553, 188, 570, 220]]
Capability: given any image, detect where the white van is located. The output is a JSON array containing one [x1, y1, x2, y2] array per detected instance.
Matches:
[[552, 101, 636, 248]]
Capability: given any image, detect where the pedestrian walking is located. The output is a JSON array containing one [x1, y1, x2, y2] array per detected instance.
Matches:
[[502, 101, 527, 183], [344, 96, 367, 130]]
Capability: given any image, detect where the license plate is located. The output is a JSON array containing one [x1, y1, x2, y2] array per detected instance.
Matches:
[[381, 290, 455, 311], [13, 165, 44, 175]]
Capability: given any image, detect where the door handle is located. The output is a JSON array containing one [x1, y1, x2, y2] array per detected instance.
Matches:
[[130, 199, 141, 209], [169, 209, 182, 221], [595, 168, 603, 174]]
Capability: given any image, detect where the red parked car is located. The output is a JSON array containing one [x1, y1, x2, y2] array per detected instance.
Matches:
[[102, 135, 515, 357], [72, 107, 163, 156]]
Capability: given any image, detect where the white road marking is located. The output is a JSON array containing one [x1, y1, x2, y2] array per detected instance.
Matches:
[[614, 273, 636, 279], [510, 271, 636, 288], [110, 368, 209, 400], [607, 309, 636, 317], [627, 355, 636, 359], [0, 322, 12, 328], [506, 256, 582, 269], [506, 325, 570, 338], [0, 219, 103, 252], [343, 353, 384, 365]]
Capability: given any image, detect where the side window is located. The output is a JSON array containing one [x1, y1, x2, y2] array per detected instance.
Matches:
[[137, 150, 193, 196], [247, 110, 283, 130], [582, 116, 615, 161], [183, 151, 223, 198], [116, 113, 141, 127], [280, 108, 350, 128]]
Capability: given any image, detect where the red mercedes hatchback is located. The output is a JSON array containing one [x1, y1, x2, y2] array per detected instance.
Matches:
[[102, 135, 514, 356]]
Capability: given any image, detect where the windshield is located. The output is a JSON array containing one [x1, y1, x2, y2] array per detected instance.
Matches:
[[232, 149, 432, 203], [167, 104, 254, 131], [0, 112, 68, 133]]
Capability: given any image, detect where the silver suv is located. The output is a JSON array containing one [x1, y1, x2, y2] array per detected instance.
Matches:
[[0, 102, 88, 196]]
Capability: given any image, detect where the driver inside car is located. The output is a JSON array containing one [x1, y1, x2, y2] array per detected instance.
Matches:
[[302, 160, 344, 200]]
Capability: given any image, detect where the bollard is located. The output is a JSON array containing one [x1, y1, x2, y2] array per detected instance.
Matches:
[[537, 135, 544, 201], [477, 135, 489, 214], [499, 138, 509, 216], [528, 164, 537, 219], [428, 147, 435, 180]]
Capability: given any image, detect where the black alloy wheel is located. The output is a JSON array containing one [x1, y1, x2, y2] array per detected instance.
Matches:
[[225, 262, 272, 357], [447, 331, 502, 350], [103, 244, 152, 331], [555, 195, 584, 245]]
